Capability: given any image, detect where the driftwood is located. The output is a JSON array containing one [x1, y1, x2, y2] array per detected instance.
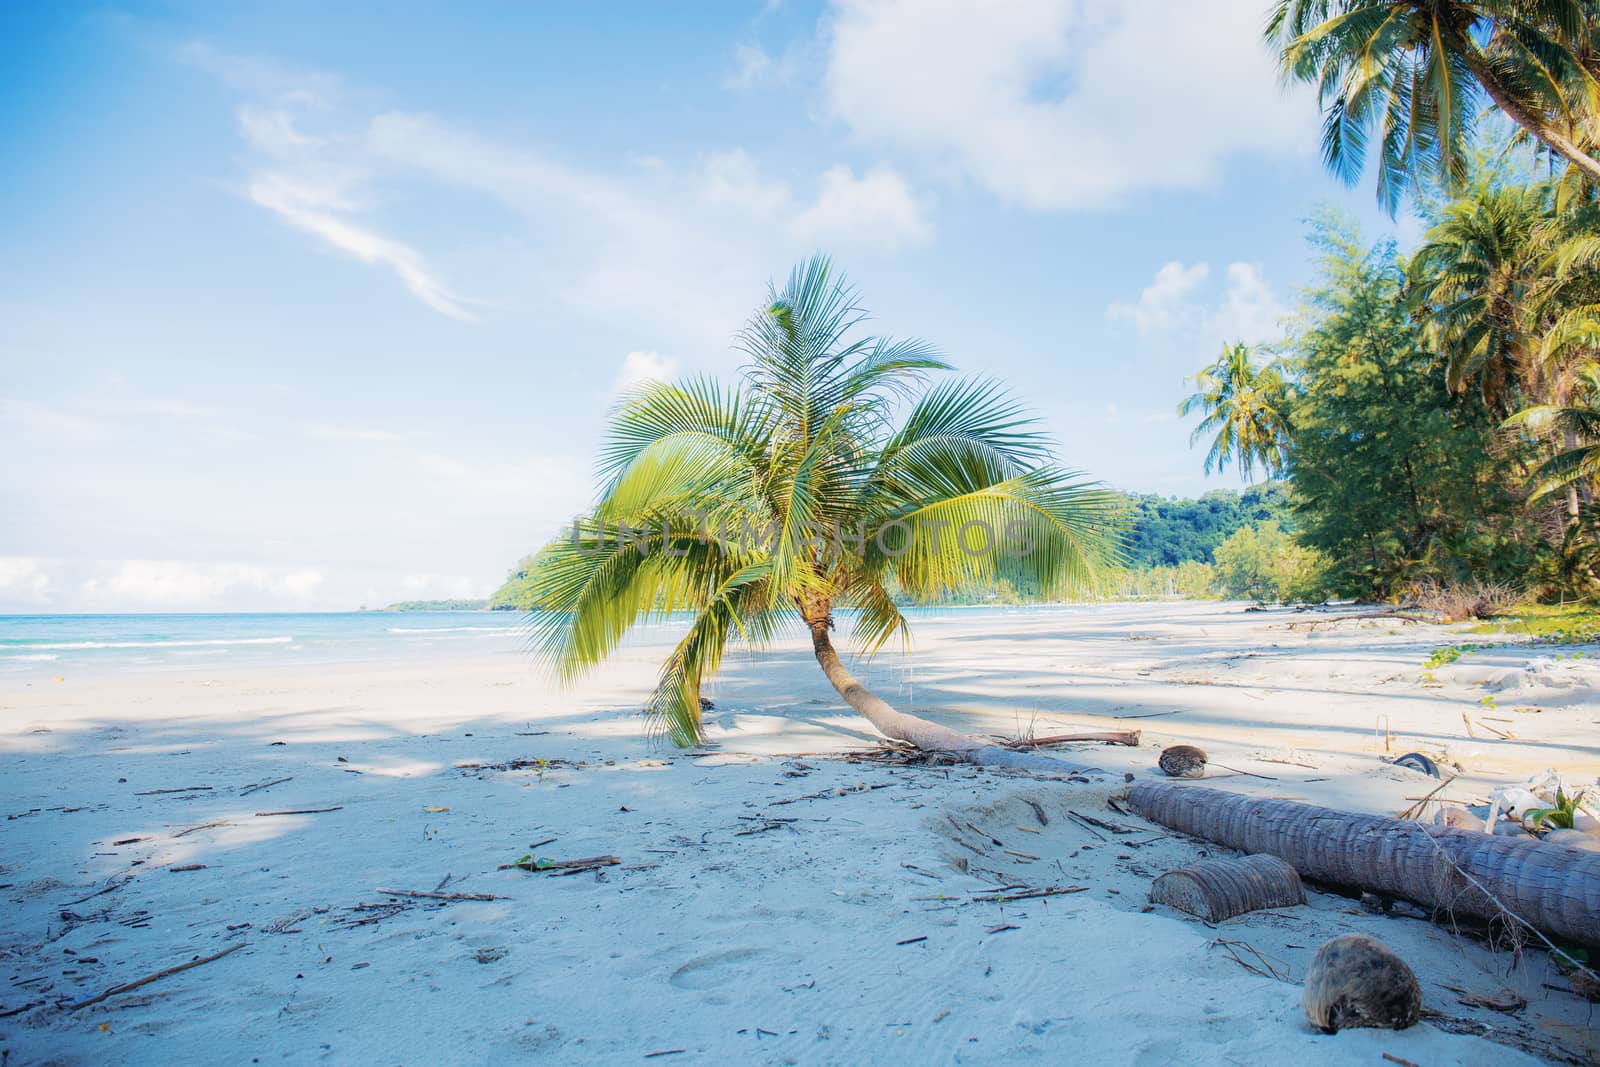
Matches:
[[65, 942, 245, 1011], [254, 807, 343, 817], [1150, 854, 1305, 922], [1003, 730, 1140, 749], [1127, 783, 1600, 947]]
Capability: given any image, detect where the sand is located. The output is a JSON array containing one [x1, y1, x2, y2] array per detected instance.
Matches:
[[2, 601, 1597, 1064]]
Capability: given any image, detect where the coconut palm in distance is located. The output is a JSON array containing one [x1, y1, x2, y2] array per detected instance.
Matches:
[[1178, 342, 1292, 482], [525, 258, 1124, 765], [1266, 0, 1600, 211]]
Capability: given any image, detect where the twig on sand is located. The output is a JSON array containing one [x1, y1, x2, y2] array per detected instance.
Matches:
[[1000, 730, 1141, 749], [970, 886, 1087, 903], [1208, 763, 1278, 781], [1382, 1054, 1421, 1067], [771, 782, 893, 806], [238, 776, 293, 797], [376, 888, 505, 901], [1397, 775, 1459, 821], [498, 855, 621, 874], [644, 1050, 686, 1059], [65, 942, 246, 1011], [896, 935, 927, 945], [60, 878, 132, 907], [1209, 937, 1289, 982], [255, 807, 342, 817], [172, 821, 230, 838], [168, 864, 207, 873], [133, 786, 213, 796]]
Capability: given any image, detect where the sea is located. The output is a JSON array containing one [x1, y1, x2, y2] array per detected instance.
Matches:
[[0, 612, 534, 676], [0, 603, 1092, 678]]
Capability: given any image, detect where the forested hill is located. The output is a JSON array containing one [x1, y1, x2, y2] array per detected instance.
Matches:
[[1121, 484, 1292, 568]]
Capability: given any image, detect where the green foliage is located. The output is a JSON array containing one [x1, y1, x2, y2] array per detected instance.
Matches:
[[384, 598, 489, 612], [1524, 787, 1590, 831], [1121, 484, 1294, 568], [1211, 521, 1330, 603], [1285, 216, 1537, 599], [1267, 1, 1600, 213], [489, 557, 539, 611], [524, 258, 1124, 745]]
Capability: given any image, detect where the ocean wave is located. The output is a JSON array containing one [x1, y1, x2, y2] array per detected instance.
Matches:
[[1, 653, 59, 661], [8, 636, 295, 651], [386, 626, 514, 635]]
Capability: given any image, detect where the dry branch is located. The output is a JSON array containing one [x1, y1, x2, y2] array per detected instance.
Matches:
[[65, 942, 245, 1011]]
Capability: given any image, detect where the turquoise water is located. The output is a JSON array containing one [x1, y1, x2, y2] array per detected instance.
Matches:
[[0, 612, 532, 675], [0, 604, 1089, 677]]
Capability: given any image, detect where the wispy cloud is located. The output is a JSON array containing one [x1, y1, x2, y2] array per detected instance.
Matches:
[[612, 350, 680, 395], [246, 170, 478, 321], [82, 560, 325, 607]]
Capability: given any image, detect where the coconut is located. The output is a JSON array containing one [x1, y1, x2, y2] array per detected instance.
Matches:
[[1302, 934, 1420, 1034], [1158, 744, 1207, 779]]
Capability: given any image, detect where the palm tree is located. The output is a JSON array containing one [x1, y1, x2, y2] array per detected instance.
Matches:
[[1266, 1, 1600, 212], [1406, 181, 1551, 413], [1178, 342, 1292, 482], [1504, 361, 1600, 504], [526, 258, 1124, 764]]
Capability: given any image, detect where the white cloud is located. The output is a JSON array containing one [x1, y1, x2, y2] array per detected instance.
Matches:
[[613, 351, 680, 395], [1107, 259, 1286, 348], [0, 558, 52, 605], [82, 561, 325, 608], [1106, 261, 1210, 336], [400, 572, 481, 599], [1208, 262, 1286, 347], [823, 0, 1314, 211], [702, 149, 792, 218], [789, 164, 932, 251], [724, 43, 775, 89], [237, 105, 319, 154]]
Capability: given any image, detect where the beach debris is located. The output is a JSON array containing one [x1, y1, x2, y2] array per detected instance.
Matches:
[[1428, 806, 1485, 833], [1392, 753, 1441, 778], [1445, 985, 1525, 1013], [375, 888, 506, 901], [168, 864, 207, 873], [1554, 949, 1600, 1001], [1157, 745, 1207, 778], [65, 942, 246, 1012], [895, 935, 927, 946], [172, 820, 230, 838], [1001, 729, 1140, 749], [1302, 934, 1420, 1034], [1207, 937, 1290, 981], [698, 696, 715, 710], [499, 854, 621, 875], [133, 785, 213, 796], [238, 776, 293, 797], [1396, 775, 1459, 820], [254, 807, 343, 817], [1149, 854, 1305, 922], [969, 886, 1087, 903]]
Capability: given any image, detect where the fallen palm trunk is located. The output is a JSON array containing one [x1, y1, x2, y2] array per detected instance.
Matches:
[[1150, 854, 1304, 922], [1127, 782, 1600, 947]]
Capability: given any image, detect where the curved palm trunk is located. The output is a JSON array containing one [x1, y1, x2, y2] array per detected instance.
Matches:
[[1456, 39, 1600, 185], [806, 619, 1092, 773], [1128, 783, 1600, 948]]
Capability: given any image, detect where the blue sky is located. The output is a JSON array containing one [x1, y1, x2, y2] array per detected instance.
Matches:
[[1, 1, 1419, 611]]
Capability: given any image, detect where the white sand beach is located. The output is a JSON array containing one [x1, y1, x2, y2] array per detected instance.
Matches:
[[3, 602, 1598, 1064]]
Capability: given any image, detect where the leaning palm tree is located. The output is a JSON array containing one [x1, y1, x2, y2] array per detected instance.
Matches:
[[526, 258, 1124, 765], [1266, 0, 1600, 212], [1178, 342, 1292, 482]]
